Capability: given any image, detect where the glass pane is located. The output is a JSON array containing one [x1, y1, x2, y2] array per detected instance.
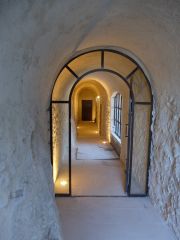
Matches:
[[52, 68, 77, 101], [68, 51, 101, 76], [104, 51, 136, 77], [127, 77, 131, 85], [131, 69, 151, 102], [52, 103, 70, 194], [130, 104, 151, 194]]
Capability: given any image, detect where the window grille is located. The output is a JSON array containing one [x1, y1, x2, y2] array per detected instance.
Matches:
[[113, 93, 122, 139]]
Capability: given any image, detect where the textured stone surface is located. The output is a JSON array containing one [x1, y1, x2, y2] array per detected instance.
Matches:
[[149, 93, 180, 239], [129, 70, 152, 193], [0, 0, 180, 239], [52, 104, 69, 183], [131, 104, 151, 194]]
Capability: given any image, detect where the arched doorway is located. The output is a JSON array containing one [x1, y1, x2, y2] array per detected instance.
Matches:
[[51, 48, 153, 197]]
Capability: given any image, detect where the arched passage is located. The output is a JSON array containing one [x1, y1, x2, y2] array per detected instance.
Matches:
[[71, 79, 108, 138], [51, 48, 153, 197]]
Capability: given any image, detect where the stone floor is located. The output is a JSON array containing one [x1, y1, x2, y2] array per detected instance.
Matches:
[[72, 159, 126, 196], [72, 122, 125, 196], [56, 197, 175, 240], [54, 121, 126, 195], [56, 122, 175, 240]]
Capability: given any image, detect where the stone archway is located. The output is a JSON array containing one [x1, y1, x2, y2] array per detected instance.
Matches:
[[51, 47, 153, 197]]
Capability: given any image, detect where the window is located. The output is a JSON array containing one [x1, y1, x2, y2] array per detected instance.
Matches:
[[113, 93, 122, 139]]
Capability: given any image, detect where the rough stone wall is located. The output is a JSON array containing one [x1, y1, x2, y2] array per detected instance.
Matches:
[[52, 104, 60, 182], [101, 90, 109, 140], [129, 70, 152, 194], [149, 93, 180, 239], [52, 104, 69, 181], [131, 105, 151, 194], [0, 2, 65, 239]]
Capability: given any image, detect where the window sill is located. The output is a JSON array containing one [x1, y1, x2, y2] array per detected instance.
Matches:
[[111, 132, 121, 144]]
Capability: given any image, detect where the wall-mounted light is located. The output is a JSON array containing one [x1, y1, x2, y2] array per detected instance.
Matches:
[[96, 96, 100, 101], [60, 180, 68, 187]]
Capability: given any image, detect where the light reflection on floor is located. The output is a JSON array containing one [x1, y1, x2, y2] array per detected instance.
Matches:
[[72, 121, 126, 196]]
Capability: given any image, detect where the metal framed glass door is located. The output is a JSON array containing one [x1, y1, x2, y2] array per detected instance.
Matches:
[[50, 48, 153, 197], [126, 69, 153, 196]]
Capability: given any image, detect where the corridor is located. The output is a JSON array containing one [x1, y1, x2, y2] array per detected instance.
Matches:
[[56, 197, 175, 240], [72, 122, 126, 196], [1, 2, 180, 239], [59, 122, 175, 239]]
